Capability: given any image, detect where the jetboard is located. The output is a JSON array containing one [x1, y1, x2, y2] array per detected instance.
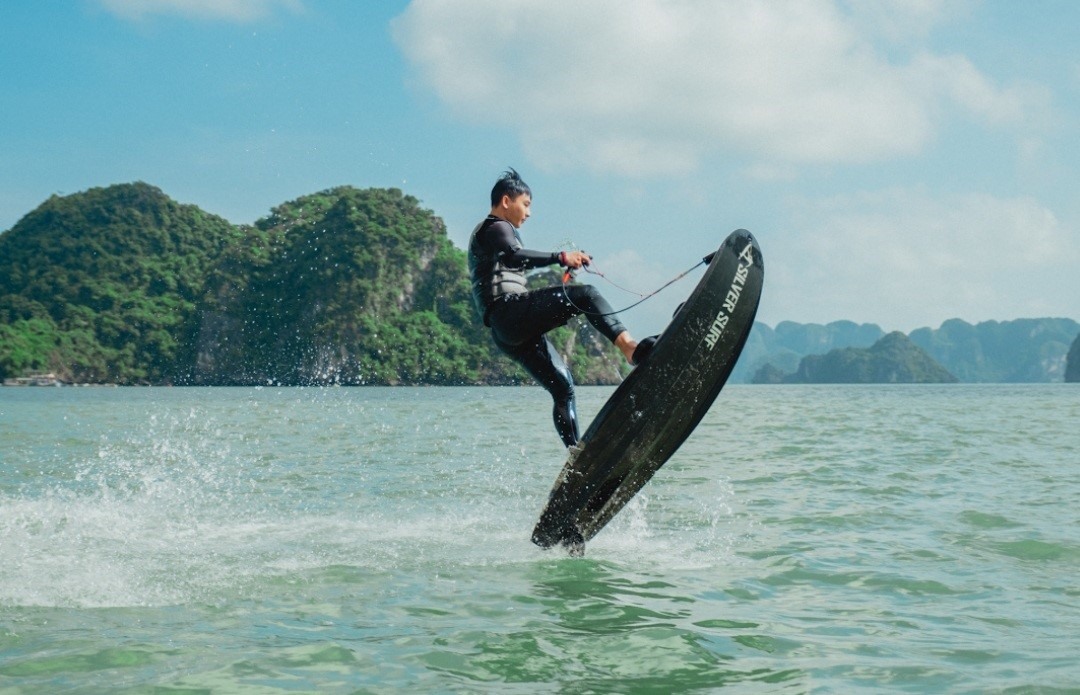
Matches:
[[531, 229, 763, 553]]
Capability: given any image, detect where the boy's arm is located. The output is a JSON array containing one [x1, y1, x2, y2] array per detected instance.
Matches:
[[488, 220, 561, 269]]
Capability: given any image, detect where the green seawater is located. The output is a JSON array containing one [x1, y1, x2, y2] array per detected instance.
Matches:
[[1, 385, 1077, 693]]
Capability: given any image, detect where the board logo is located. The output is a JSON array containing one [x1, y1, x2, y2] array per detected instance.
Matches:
[[704, 242, 755, 350]]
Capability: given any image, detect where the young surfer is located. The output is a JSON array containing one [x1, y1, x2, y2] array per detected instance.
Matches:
[[468, 168, 654, 448]]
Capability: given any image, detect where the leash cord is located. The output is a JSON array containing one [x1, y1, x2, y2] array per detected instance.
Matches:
[[560, 258, 706, 317]]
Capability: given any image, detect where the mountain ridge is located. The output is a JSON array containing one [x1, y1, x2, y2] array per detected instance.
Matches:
[[736, 317, 1078, 384], [2, 183, 1077, 384]]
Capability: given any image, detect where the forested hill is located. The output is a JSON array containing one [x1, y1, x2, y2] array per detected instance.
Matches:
[[0, 183, 236, 383], [0, 183, 625, 385]]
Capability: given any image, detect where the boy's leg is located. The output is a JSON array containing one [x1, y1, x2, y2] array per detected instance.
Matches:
[[495, 334, 580, 447], [491, 285, 632, 350]]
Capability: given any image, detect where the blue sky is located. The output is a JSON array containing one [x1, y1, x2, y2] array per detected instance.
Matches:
[[2, 0, 1077, 336]]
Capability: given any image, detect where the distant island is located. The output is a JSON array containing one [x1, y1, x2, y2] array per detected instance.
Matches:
[[1068, 333, 1080, 383], [752, 332, 957, 384], [1, 182, 1077, 386], [735, 317, 1078, 384]]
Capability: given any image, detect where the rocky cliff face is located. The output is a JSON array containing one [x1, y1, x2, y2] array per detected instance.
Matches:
[[188, 186, 627, 386], [1067, 333, 1080, 383], [190, 187, 453, 384]]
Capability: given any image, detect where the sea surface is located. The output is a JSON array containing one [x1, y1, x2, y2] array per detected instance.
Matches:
[[1, 385, 1078, 694]]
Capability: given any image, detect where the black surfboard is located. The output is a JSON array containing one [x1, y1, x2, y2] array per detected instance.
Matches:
[[531, 229, 764, 553]]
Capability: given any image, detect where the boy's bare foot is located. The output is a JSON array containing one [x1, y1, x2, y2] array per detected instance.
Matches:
[[613, 331, 637, 363]]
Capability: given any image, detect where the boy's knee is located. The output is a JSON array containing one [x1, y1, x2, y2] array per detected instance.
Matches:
[[537, 339, 574, 401], [577, 284, 602, 304], [549, 363, 575, 403]]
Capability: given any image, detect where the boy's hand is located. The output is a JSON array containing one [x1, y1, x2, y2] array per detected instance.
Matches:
[[562, 250, 591, 269]]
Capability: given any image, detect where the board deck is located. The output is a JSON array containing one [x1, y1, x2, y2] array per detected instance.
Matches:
[[532, 229, 764, 553]]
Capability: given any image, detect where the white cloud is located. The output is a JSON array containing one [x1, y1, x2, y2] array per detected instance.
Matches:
[[907, 51, 1048, 126], [98, 0, 302, 22], [393, 0, 1045, 177], [767, 188, 1079, 330], [842, 0, 975, 45]]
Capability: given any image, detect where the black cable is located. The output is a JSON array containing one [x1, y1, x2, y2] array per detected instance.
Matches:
[[560, 258, 707, 317]]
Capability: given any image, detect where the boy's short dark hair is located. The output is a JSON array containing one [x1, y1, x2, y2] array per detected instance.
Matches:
[[490, 168, 531, 207]]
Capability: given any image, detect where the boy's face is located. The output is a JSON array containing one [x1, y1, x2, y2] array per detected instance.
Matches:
[[498, 193, 531, 227]]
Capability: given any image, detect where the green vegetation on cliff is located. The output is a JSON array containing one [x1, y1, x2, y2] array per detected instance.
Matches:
[[0, 183, 623, 385], [189, 186, 487, 384]]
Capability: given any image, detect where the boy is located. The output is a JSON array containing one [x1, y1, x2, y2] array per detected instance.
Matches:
[[467, 169, 653, 447]]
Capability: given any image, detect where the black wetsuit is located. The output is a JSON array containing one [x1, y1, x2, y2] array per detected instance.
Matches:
[[468, 216, 627, 447]]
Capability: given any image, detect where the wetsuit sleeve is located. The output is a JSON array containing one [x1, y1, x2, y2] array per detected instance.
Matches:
[[486, 220, 560, 269]]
